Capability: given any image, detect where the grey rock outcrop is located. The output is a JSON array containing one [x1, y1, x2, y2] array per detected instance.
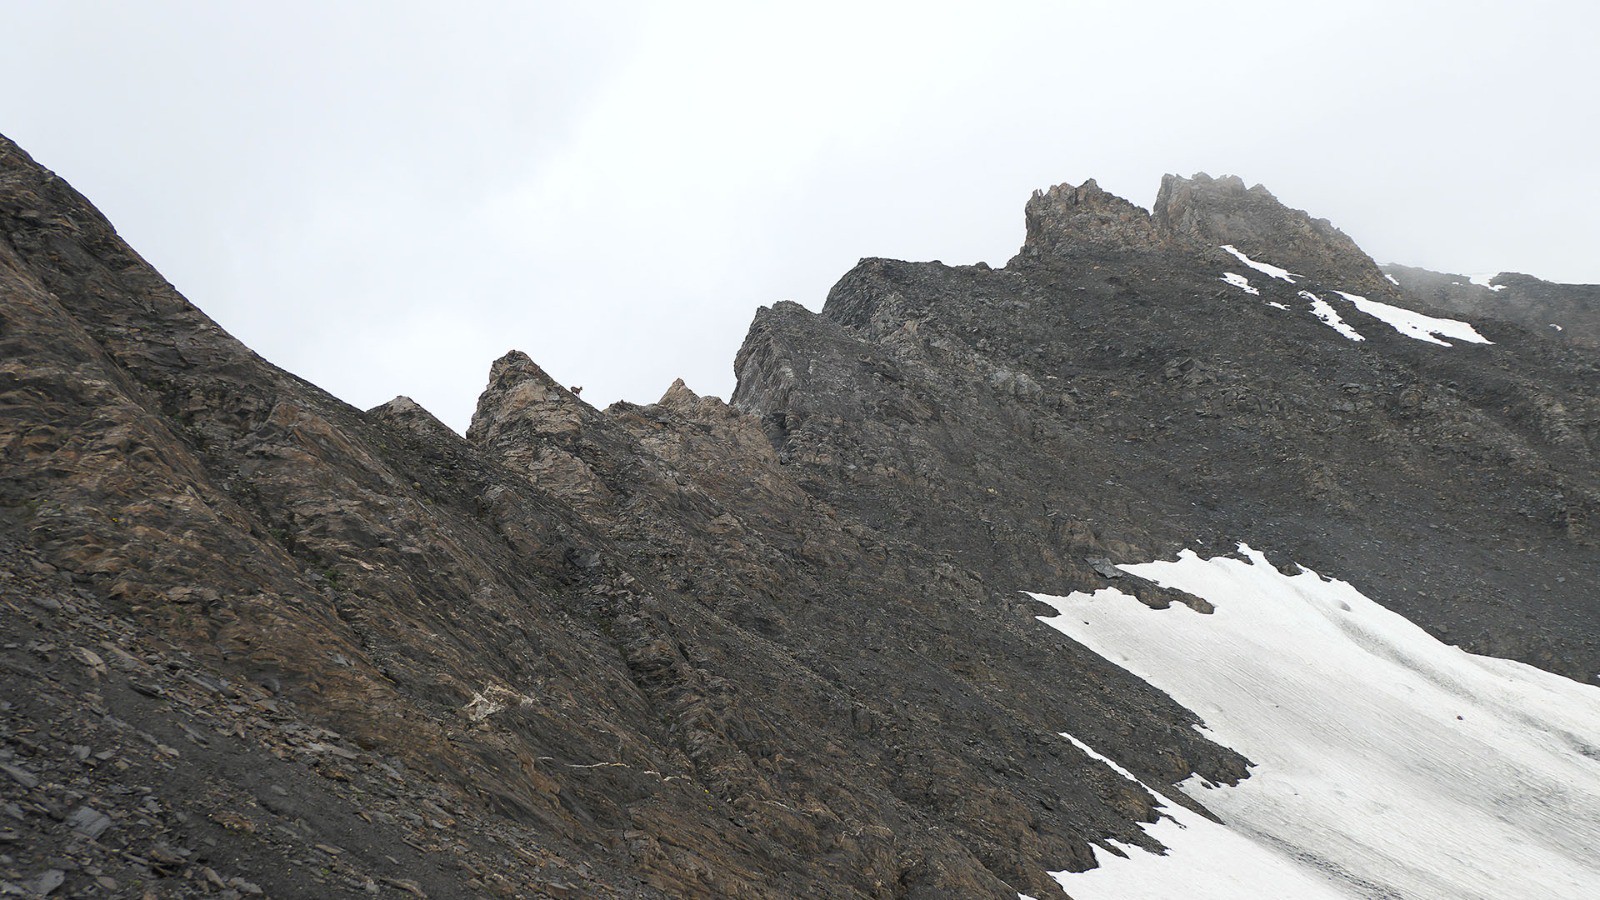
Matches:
[[1153, 172, 1396, 296], [1019, 172, 1399, 299], [1022, 178, 1162, 256]]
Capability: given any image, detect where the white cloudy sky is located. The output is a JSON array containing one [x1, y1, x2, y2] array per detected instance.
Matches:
[[4, 1, 1596, 431]]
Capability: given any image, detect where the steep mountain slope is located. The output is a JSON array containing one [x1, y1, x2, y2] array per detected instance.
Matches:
[[2, 132, 1596, 899], [0, 136, 1249, 898], [734, 174, 1599, 682]]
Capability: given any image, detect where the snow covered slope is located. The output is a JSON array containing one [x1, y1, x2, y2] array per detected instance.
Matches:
[[1332, 290, 1493, 346], [1032, 547, 1600, 899]]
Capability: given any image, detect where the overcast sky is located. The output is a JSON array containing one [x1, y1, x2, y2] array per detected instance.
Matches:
[[4, 1, 1596, 431]]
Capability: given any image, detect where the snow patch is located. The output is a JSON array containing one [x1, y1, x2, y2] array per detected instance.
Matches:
[[1032, 547, 1600, 899], [1050, 731, 1350, 899], [1221, 245, 1298, 283], [1384, 272, 1400, 286], [1298, 291, 1364, 341], [1469, 273, 1508, 292], [1220, 272, 1259, 295], [1551, 323, 1564, 332], [1332, 290, 1492, 346]]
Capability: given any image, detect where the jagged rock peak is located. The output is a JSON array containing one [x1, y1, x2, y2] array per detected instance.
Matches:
[[732, 302, 823, 416], [1152, 172, 1309, 246], [657, 377, 700, 408], [369, 395, 459, 441], [1016, 171, 1396, 296], [371, 394, 428, 416], [1159, 171, 1270, 202], [752, 299, 816, 323], [1153, 172, 1393, 294], [484, 348, 557, 387], [1022, 177, 1160, 256], [466, 350, 589, 445]]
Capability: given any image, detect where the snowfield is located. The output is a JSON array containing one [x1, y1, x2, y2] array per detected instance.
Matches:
[[1031, 546, 1600, 899], [1300, 291, 1365, 341], [1221, 272, 1260, 295], [1333, 290, 1493, 346], [1045, 730, 1352, 899], [1211, 246, 1493, 350], [1469, 273, 1508, 292], [1221, 245, 1299, 283]]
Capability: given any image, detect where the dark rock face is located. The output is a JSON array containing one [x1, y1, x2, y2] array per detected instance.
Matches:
[[1022, 179, 1162, 256], [460, 345, 1247, 897], [1019, 172, 1399, 300], [735, 180, 1598, 685], [1152, 173, 1396, 296], [2, 130, 1596, 898], [0, 133, 1248, 899]]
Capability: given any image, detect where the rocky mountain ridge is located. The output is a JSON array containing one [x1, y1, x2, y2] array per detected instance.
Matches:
[[738, 174, 1596, 678], [1020, 173, 1396, 297], [1384, 263, 1600, 349], [3, 132, 1596, 898]]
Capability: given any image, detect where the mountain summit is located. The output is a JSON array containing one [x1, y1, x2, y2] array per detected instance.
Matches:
[[1020, 172, 1397, 301], [2, 133, 1596, 897], [1021, 177, 1164, 254], [1152, 172, 1395, 294]]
